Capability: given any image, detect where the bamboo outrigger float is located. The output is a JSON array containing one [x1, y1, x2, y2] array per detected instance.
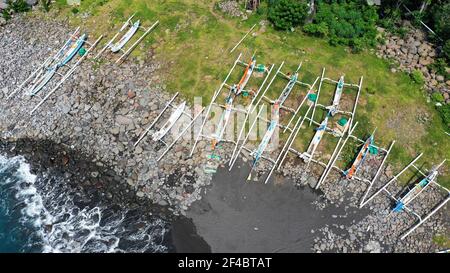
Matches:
[[229, 61, 320, 183], [133, 92, 204, 162], [229, 24, 257, 54], [94, 13, 159, 64]]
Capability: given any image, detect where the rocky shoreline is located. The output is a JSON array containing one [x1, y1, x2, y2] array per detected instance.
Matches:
[[0, 15, 448, 252]]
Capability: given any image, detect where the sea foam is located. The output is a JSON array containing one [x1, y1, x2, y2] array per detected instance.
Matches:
[[0, 154, 168, 253]]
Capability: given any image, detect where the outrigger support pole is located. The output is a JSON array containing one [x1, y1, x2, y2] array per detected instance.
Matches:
[[349, 76, 363, 129], [309, 68, 325, 126], [30, 35, 104, 115], [401, 194, 450, 240], [116, 20, 159, 64], [360, 153, 423, 208], [229, 24, 257, 54], [7, 27, 81, 100], [359, 141, 396, 208], [134, 92, 179, 147], [189, 53, 243, 157]]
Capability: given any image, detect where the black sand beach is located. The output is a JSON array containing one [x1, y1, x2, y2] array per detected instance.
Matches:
[[172, 160, 369, 253]]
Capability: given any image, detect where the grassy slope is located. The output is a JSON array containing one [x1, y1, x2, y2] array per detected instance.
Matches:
[[36, 0, 449, 187]]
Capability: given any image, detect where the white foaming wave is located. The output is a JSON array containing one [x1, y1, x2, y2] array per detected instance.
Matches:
[[16, 158, 37, 184], [0, 154, 169, 253]]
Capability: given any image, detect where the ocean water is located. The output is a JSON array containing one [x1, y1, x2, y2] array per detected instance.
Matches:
[[0, 154, 169, 253]]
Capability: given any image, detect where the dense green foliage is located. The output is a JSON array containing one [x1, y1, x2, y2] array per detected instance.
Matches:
[[303, 22, 329, 37], [9, 0, 30, 13], [40, 0, 50, 12], [1, 8, 11, 20], [443, 40, 450, 61], [301, 1, 379, 51], [267, 0, 309, 30], [436, 104, 450, 130], [431, 2, 450, 41], [1, 0, 30, 20]]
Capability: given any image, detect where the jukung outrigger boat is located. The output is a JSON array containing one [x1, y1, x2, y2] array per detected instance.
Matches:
[[110, 20, 140, 53], [326, 76, 344, 116], [209, 56, 257, 151], [152, 101, 186, 141], [28, 33, 87, 96], [343, 128, 376, 179], [246, 70, 299, 180], [392, 161, 446, 213], [93, 14, 159, 64], [278, 72, 298, 105], [247, 102, 280, 180], [57, 33, 87, 66], [300, 112, 330, 163]]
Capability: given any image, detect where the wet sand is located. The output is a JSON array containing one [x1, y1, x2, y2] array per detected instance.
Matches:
[[176, 160, 367, 253]]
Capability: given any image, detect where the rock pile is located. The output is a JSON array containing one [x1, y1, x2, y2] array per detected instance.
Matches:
[[376, 24, 450, 104], [217, 0, 244, 18]]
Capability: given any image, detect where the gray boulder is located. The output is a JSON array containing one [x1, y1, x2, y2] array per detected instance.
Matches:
[[26, 0, 38, 5], [0, 0, 8, 10]]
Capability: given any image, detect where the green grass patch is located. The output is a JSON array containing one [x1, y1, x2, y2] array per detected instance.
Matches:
[[433, 234, 450, 249]]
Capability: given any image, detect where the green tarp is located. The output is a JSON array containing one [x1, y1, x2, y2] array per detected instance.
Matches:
[[78, 47, 86, 56], [256, 64, 265, 72], [369, 145, 378, 155], [338, 117, 348, 126], [308, 93, 317, 102]]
